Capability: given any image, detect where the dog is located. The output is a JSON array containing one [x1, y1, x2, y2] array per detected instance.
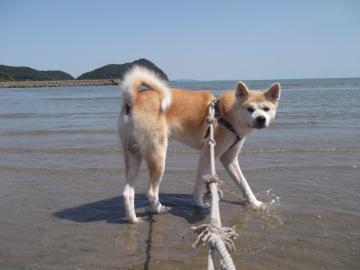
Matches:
[[118, 66, 281, 223]]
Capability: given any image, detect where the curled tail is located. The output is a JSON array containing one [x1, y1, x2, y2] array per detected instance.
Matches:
[[121, 66, 172, 112]]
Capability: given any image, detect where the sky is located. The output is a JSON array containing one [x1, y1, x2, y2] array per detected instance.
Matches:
[[1, 0, 359, 80]]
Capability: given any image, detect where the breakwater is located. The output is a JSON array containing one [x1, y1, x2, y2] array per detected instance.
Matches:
[[0, 79, 121, 88]]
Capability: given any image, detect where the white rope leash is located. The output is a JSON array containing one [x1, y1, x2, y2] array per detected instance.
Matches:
[[191, 100, 238, 270]]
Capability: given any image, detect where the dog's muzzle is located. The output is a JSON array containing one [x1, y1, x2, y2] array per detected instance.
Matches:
[[254, 116, 266, 129]]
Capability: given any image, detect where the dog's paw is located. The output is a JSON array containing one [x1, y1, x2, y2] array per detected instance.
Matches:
[[128, 216, 143, 224], [202, 200, 211, 209], [145, 204, 172, 214], [193, 200, 211, 209], [193, 195, 205, 208], [193, 200, 204, 208], [145, 205, 155, 213], [158, 205, 172, 213], [249, 200, 266, 210]]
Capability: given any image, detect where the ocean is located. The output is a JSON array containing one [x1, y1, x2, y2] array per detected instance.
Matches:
[[0, 78, 359, 269]]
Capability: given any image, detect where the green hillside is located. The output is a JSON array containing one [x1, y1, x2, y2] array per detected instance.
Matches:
[[0, 65, 74, 81], [0, 59, 168, 82], [77, 58, 169, 81]]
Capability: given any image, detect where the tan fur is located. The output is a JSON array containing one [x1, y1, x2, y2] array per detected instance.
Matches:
[[119, 68, 281, 223]]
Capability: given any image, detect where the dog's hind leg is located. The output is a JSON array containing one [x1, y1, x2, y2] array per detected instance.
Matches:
[[123, 142, 143, 223], [220, 142, 263, 208], [144, 136, 170, 214]]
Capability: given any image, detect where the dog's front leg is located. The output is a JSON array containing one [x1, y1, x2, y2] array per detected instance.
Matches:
[[193, 145, 211, 207], [220, 144, 263, 208]]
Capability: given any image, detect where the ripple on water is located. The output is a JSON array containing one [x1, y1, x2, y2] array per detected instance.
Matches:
[[225, 188, 285, 257]]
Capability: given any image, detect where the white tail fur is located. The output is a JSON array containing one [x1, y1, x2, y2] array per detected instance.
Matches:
[[121, 66, 172, 111]]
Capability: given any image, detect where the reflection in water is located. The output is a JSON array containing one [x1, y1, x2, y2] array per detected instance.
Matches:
[[117, 224, 138, 254]]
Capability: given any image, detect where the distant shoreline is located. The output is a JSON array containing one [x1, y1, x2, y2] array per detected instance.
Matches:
[[1, 77, 360, 89], [0, 79, 121, 88]]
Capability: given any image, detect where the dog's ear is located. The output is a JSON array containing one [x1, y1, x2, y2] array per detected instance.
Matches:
[[235, 81, 249, 100], [265, 83, 281, 101]]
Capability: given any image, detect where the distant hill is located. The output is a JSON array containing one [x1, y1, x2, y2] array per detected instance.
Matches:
[[0, 59, 168, 83], [77, 58, 169, 81], [0, 65, 74, 81]]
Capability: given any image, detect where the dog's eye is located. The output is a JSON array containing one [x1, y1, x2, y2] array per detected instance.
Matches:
[[263, 107, 270, 112], [247, 107, 255, 113]]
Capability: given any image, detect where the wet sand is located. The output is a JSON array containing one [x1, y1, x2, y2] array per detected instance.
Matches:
[[0, 143, 359, 270], [0, 83, 359, 269]]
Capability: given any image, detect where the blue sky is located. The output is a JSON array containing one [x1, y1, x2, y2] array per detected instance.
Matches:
[[1, 0, 359, 80]]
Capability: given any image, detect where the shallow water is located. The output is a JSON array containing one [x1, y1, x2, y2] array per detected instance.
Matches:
[[0, 78, 359, 269]]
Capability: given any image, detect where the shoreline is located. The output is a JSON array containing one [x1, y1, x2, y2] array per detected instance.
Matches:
[[0, 79, 120, 88]]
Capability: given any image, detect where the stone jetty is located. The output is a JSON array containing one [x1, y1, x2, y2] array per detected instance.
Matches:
[[0, 79, 121, 88]]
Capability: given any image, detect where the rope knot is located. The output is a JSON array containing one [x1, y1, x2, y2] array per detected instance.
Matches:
[[191, 224, 238, 252], [202, 174, 224, 199], [202, 174, 221, 185], [206, 115, 217, 125], [207, 138, 216, 146], [208, 99, 218, 109]]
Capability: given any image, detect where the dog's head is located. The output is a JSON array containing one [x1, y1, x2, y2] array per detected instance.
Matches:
[[234, 81, 281, 130]]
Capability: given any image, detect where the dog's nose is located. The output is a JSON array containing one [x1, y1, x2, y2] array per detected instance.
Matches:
[[256, 116, 266, 125]]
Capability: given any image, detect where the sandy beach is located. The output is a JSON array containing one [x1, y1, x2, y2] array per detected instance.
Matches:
[[0, 80, 359, 269]]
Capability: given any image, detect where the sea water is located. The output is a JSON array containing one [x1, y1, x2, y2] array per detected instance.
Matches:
[[0, 78, 359, 269]]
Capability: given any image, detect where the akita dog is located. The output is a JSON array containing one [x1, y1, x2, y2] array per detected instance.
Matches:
[[118, 67, 281, 223]]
